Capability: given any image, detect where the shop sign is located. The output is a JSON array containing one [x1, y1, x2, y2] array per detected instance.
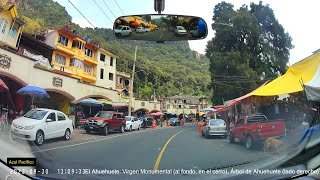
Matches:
[[0, 53, 12, 69], [53, 77, 63, 87]]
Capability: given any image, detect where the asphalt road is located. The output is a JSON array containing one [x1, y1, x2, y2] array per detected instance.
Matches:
[[30, 124, 269, 179], [118, 29, 198, 41]]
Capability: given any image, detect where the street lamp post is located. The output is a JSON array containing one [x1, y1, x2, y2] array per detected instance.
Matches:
[[128, 45, 137, 116]]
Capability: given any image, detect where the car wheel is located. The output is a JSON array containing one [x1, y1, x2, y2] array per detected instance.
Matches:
[[64, 129, 71, 141], [129, 126, 132, 132], [230, 133, 235, 143], [102, 125, 109, 136], [120, 125, 125, 133], [86, 129, 91, 134], [246, 135, 253, 150], [205, 132, 210, 139], [35, 130, 44, 146]]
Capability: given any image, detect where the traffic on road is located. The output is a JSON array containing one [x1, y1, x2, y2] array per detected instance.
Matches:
[[1, 0, 320, 180]]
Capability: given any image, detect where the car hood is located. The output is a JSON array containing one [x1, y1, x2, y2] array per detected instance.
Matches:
[[12, 117, 42, 126], [87, 117, 112, 121]]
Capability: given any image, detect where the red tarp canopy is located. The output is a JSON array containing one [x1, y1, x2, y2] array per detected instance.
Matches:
[[130, 21, 139, 26]]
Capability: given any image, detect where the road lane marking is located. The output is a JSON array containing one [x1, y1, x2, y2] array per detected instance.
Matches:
[[153, 128, 191, 170], [32, 128, 172, 153]]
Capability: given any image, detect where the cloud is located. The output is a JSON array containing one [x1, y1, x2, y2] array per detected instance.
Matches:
[[72, 17, 97, 28]]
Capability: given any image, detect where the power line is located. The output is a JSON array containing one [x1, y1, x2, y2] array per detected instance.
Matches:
[[67, 0, 96, 28], [212, 81, 251, 90], [92, 0, 113, 24], [102, 0, 117, 19], [113, 0, 125, 15]]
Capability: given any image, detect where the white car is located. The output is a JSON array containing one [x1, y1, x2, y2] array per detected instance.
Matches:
[[144, 28, 151, 32], [125, 116, 142, 131], [11, 108, 73, 146], [136, 26, 145, 33], [114, 25, 132, 37], [174, 26, 187, 36]]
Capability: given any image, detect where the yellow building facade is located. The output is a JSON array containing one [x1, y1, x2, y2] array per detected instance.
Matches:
[[0, 5, 24, 49], [45, 28, 99, 84]]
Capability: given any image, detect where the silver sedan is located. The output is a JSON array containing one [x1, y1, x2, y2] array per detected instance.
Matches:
[[202, 119, 227, 139]]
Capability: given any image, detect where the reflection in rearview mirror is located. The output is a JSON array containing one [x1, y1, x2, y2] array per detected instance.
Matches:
[[113, 14, 208, 42]]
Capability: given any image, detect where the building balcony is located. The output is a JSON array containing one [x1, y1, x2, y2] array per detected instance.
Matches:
[[71, 48, 85, 59], [81, 72, 96, 82], [55, 44, 74, 55], [84, 56, 97, 65]]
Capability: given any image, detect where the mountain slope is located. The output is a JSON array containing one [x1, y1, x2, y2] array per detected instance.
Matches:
[[8, 0, 211, 100]]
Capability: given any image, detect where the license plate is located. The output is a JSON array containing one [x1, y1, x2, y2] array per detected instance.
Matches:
[[90, 126, 93, 129]]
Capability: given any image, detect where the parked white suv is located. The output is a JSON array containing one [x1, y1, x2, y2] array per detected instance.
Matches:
[[114, 25, 132, 37], [11, 108, 73, 146], [136, 26, 145, 33], [174, 26, 187, 36]]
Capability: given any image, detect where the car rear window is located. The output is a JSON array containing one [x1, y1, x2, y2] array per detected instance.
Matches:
[[247, 116, 267, 123], [210, 120, 225, 126]]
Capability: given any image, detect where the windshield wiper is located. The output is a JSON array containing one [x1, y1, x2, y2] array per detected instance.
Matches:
[[204, 159, 262, 171]]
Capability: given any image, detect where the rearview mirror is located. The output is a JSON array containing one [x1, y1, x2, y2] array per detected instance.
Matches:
[[113, 14, 208, 42]]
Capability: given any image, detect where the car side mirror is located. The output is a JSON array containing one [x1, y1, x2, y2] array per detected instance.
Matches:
[[46, 119, 52, 122], [132, 120, 134, 122]]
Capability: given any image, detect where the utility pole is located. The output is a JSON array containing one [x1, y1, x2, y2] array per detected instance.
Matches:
[[128, 45, 137, 116]]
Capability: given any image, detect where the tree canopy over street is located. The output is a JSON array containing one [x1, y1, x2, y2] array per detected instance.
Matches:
[[206, 1, 293, 105]]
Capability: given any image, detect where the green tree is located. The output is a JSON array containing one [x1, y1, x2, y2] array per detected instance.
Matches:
[[206, 1, 293, 105]]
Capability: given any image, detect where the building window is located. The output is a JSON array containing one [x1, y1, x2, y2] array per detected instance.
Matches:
[[8, 26, 17, 38], [72, 40, 84, 50], [100, 68, 104, 79], [100, 53, 106, 62], [85, 48, 93, 57], [70, 58, 83, 68], [174, 100, 177, 104], [110, 57, 113, 66], [141, 102, 145, 107], [119, 77, 123, 84], [57, 34, 68, 46], [1, 20, 8, 33], [179, 105, 182, 109], [109, 73, 114, 81], [84, 64, 92, 74], [55, 54, 66, 65]]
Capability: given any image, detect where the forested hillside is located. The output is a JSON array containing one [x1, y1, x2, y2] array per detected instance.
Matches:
[[3, 0, 211, 100]]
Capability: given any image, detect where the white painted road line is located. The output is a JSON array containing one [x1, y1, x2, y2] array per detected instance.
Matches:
[[32, 127, 174, 153]]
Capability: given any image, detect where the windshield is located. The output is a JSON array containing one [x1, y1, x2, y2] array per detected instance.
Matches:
[[170, 118, 177, 122], [95, 112, 112, 118], [210, 119, 225, 126], [24, 109, 48, 120], [116, 26, 123, 30], [2, 0, 318, 179], [125, 116, 133, 121]]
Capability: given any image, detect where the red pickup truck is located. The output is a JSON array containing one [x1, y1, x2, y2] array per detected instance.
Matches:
[[230, 114, 285, 149], [84, 111, 126, 135]]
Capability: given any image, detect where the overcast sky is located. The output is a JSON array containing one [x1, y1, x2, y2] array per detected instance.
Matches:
[[55, 0, 320, 65]]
